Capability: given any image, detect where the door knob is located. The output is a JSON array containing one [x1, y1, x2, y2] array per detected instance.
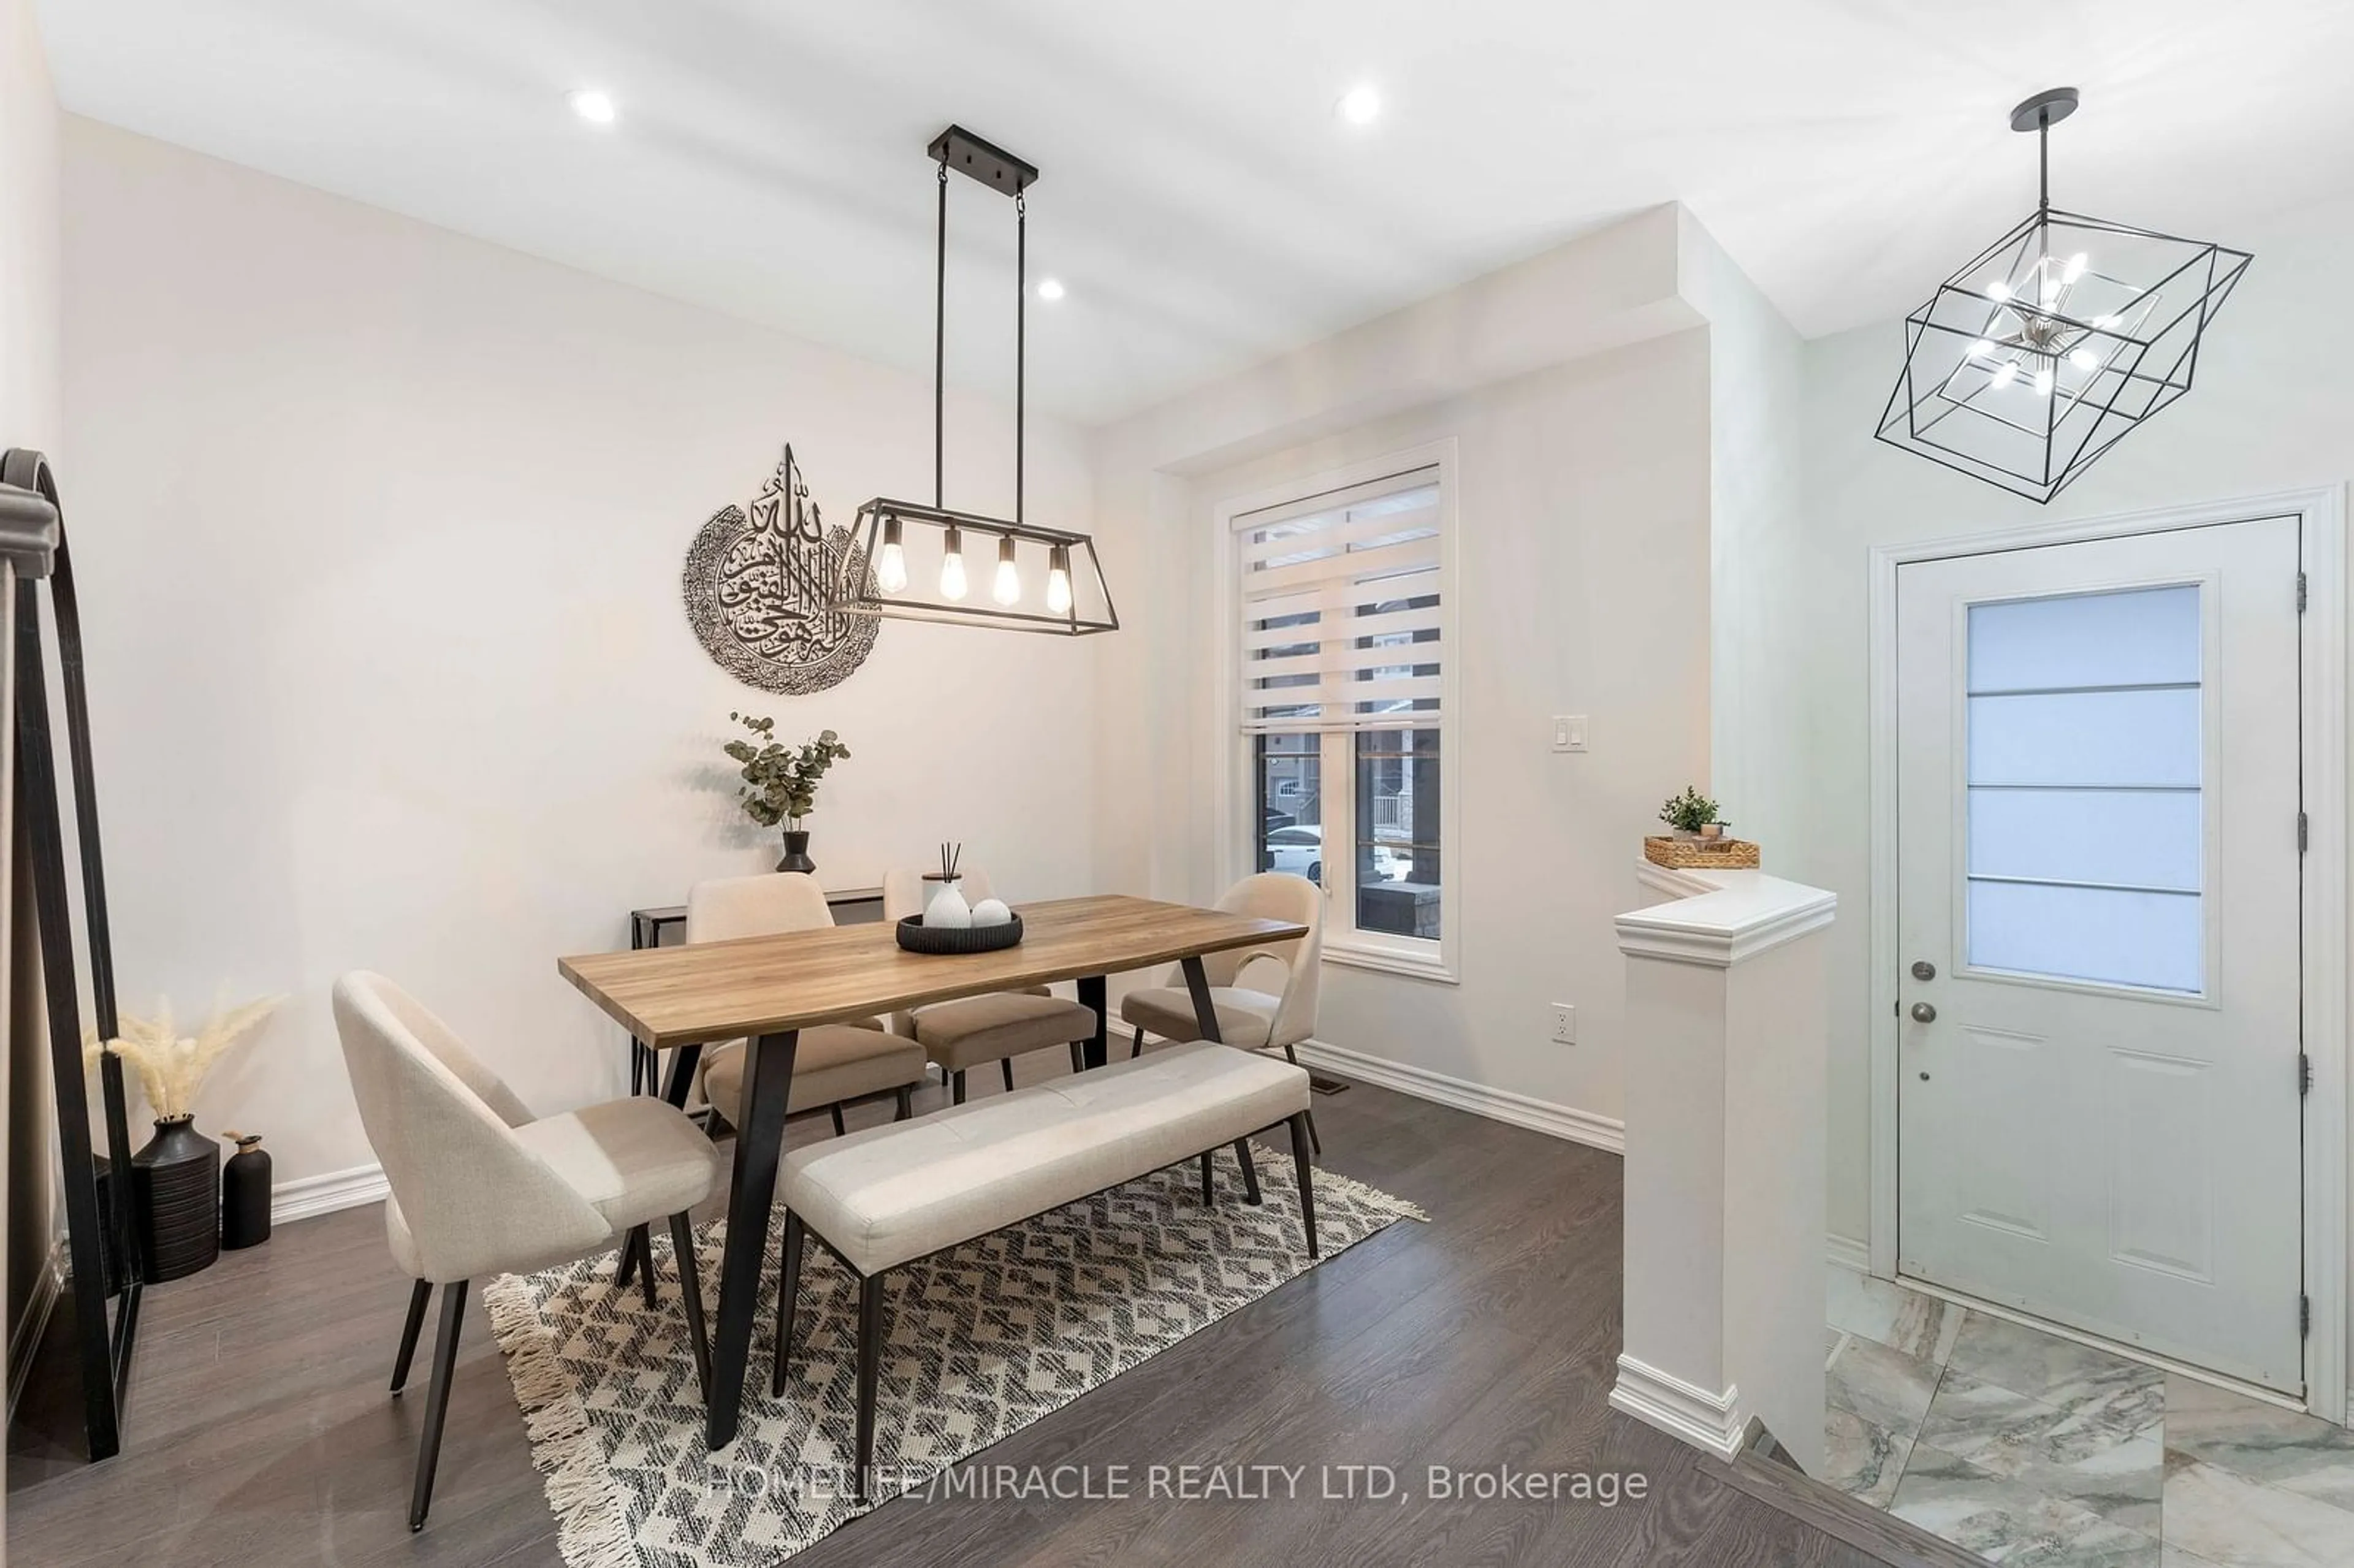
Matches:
[[1911, 960, 1937, 981], [1910, 1002, 1937, 1023]]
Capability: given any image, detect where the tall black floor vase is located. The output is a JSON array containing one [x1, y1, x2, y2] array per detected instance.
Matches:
[[133, 1116, 221, 1281]]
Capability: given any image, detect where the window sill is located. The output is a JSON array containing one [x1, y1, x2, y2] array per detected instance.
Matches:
[[1322, 940, 1458, 986]]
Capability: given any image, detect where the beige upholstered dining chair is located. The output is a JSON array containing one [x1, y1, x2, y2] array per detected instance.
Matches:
[[692, 872, 929, 1134], [1120, 871, 1324, 1145], [332, 972, 722, 1532], [882, 866, 1101, 1102]]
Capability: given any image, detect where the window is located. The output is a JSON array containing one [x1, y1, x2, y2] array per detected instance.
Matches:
[[1964, 584, 2205, 994], [1235, 459, 1453, 976]]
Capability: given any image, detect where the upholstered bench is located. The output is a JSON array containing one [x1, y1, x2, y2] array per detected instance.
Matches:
[[773, 1041, 1317, 1498]]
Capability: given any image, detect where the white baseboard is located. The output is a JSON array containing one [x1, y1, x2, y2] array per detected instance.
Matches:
[[7, 1239, 66, 1426], [274, 1162, 389, 1224], [1826, 1233, 1872, 1274], [1290, 1039, 1625, 1154], [1609, 1354, 1747, 1460]]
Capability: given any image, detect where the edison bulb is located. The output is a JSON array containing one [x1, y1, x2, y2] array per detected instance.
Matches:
[[1968, 338, 1995, 359], [2033, 365, 2055, 397], [1046, 550, 1073, 615], [2068, 347, 2098, 371], [875, 537, 907, 593], [939, 527, 967, 600], [1986, 280, 2012, 302], [992, 536, 1022, 606], [1991, 361, 2020, 390], [2063, 252, 2089, 284]]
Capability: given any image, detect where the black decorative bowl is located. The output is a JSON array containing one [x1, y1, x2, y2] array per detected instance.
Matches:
[[896, 911, 1024, 955]]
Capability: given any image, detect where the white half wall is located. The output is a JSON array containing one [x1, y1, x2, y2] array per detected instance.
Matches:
[[59, 120, 1100, 1189], [1798, 188, 2354, 1391]]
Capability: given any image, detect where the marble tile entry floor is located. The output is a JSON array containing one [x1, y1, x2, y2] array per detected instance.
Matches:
[[1823, 1266, 2354, 1567]]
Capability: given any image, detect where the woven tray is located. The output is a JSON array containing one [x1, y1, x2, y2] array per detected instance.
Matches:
[[896, 911, 1024, 955], [1644, 835, 1760, 870]]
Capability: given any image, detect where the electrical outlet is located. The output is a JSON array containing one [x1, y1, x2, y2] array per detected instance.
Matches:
[[1551, 1004, 1577, 1044]]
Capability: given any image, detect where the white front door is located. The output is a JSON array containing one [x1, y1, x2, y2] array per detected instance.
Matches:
[[1895, 515, 2305, 1392]]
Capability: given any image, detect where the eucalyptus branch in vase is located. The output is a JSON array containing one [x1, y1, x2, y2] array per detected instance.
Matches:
[[722, 713, 851, 872]]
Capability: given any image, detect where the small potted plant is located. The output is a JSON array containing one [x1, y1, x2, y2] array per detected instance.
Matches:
[[723, 714, 851, 873], [1658, 785, 1725, 842]]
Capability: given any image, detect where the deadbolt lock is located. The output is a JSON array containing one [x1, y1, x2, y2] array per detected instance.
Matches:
[[1910, 960, 1937, 981], [1910, 1002, 1937, 1024]]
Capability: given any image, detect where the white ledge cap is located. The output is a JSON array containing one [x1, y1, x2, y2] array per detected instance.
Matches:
[[1615, 858, 1837, 968]]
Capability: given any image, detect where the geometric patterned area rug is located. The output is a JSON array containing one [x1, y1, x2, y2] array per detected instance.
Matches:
[[484, 1142, 1424, 1568]]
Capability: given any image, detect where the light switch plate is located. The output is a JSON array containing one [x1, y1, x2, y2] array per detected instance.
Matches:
[[1552, 715, 1589, 753]]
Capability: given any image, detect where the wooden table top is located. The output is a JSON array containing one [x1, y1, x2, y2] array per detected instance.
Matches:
[[559, 893, 1309, 1048]]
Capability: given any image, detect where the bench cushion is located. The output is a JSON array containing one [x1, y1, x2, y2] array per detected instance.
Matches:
[[782, 1042, 1309, 1274]]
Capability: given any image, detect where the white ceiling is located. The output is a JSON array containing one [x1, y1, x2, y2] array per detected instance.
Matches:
[[39, 0, 2354, 423]]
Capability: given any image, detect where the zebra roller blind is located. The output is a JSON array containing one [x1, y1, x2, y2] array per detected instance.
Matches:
[[1236, 467, 1442, 734]]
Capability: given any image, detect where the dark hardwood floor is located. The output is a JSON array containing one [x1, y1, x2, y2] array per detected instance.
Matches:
[[9, 1059, 1879, 1567]]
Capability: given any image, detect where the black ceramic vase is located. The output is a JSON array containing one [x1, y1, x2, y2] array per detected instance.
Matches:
[[132, 1115, 221, 1281], [777, 829, 816, 875], [221, 1133, 272, 1250]]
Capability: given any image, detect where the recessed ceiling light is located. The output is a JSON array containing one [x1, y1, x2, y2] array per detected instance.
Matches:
[[568, 88, 617, 125], [1036, 278, 1066, 302], [1336, 83, 1381, 126]]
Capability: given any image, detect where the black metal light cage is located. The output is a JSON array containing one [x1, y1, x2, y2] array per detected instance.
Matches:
[[829, 124, 1118, 634], [1875, 88, 2253, 505], [836, 497, 1119, 633]]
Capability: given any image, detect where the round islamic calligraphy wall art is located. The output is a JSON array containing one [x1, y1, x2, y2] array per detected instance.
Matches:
[[682, 445, 878, 695]]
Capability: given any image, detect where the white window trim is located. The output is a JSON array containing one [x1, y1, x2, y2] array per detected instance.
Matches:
[[1214, 438, 1462, 984]]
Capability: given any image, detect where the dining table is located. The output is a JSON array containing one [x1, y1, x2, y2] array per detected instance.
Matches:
[[558, 891, 1312, 1450]]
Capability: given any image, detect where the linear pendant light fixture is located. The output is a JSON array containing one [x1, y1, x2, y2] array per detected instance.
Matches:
[[829, 126, 1118, 634], [1875, 88, 2253, 504]]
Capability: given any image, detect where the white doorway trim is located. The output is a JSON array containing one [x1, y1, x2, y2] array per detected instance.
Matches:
[[1865, 485, 2348, 1426]]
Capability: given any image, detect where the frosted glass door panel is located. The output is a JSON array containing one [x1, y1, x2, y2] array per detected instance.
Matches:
[[1965, 585, 2204, 994], [1967, 882, 2203, 994], [1967, 690, 2202, 786], [1968, 789, 2203, 890], [1967, 585, 2201, 690]]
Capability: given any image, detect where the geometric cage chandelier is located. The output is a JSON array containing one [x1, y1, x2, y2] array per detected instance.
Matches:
[[829, 124, 1119, 634], [1875, 88, 2253, 504]]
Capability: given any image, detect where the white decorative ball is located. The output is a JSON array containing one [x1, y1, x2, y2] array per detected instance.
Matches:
[[970, 897, 1011, 927], [924, 885, 973, 929]]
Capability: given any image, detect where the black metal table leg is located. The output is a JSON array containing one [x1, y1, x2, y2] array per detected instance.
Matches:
[[704, 1029, 797, 1450], [659, 1042, 703, 1109], [1076, 973, 1108, 1068], [1180, 955, 1219, 1041]]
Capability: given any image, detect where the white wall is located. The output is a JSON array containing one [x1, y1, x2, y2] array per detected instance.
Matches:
[[59, 120, 1099, 1189], [0, 0, 56, 459], [1089, 210, 1716, 1140], [1681, 212, 1809, 868], [1188, 341, 1712, 1130], [1799, 189, 2354, 1369]]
